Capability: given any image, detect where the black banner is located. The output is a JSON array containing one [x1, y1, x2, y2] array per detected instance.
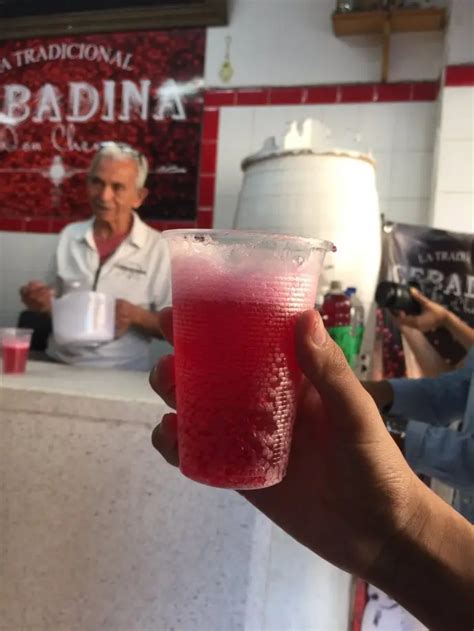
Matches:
[[380, 222, 474, 368]]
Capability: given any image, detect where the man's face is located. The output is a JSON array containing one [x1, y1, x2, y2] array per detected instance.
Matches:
[[87, 156, 146, 224]]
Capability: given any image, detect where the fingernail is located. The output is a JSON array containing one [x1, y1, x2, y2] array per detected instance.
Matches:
[[312, 312, 328, 347]]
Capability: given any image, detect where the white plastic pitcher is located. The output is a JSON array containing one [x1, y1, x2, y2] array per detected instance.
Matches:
[[52, 291, 115, 346]]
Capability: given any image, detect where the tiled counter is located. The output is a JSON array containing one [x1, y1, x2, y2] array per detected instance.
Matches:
[[0, 361, 350, 631]]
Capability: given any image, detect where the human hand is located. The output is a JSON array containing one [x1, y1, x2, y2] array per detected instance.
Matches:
[[150, 307, 426, 581], [115, 299, 139, 337], [396, 288, 448, 332], [19, 281, 53, 314]]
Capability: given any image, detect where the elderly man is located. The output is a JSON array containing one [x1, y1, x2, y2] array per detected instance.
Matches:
[[20, 142, 171, 371]]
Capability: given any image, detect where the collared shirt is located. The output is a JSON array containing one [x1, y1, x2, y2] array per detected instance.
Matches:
[[389, 347, 474, 522], [46, 212, 171, 371]]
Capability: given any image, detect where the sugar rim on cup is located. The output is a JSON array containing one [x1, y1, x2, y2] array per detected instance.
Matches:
[[0, 328, 34, 338], [162, 229, 336, 253]]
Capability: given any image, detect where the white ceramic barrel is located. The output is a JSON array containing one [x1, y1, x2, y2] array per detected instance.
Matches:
[[234, 150, 382, 319]]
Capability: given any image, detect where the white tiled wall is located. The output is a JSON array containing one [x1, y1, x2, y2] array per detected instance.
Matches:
[[431, 86, 474, 233], [0, 232, 57, 327], [446, 0, 474, 64], [214, 101, 437, 229], [205, 0, 444, 87]]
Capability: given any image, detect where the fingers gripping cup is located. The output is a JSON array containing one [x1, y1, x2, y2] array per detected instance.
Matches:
[[163, 230, 333, 490], [0, 328, 33, 374]]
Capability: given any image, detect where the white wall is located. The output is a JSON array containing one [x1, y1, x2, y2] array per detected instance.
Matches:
[[431, 87, 474, 233], [0, 232, 57, 327], [430, 0, 474, 234], [205, 0, 445, 87], [214, 101, 437, 229], [446, 0, 474, 64]]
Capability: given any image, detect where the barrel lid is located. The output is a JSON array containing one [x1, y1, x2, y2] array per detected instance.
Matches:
[[241, 118, 375, 171]]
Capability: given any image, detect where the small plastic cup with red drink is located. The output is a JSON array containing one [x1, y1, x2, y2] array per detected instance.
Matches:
[[0, 328, 34, 374]]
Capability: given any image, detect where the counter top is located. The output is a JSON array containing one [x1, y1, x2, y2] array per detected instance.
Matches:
[[1, 360, 156, 402], [0, 360, 166, 425]]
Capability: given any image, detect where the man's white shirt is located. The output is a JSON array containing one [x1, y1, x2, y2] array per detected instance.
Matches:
[[47, 213, 171, 370]]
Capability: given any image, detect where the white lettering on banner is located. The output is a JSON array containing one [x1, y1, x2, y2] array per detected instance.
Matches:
[[51, 123, 100, 153], [1, 80, 190, 123], [12, 51, 23, 66], [47, 44, 62, 61], [0, 122, 191, 157], [153, 80, 186, 121], [435, 250, 472, 263], [6, 45, 135, 70], [0, 126, 17, 151], [84, 45, 99, 62], [426, 269, 444, 287], [36, 47, 48, 63], [407, 267, 425, 283], [52, 123, 102, 153], [68, 83, 100, 122], [0, 57, 13, 73], [444, 273, 462, 296], [0, 126, 42, 151], [68, 44, 83, 60], [102, 81, 115, 122], [122, 53, 133, 71], [99, 46, 112, 63], [119, 80, 150, 122], [392, 265, 474, 302], [4, 84, 31, 123], [467, 276, 474, 299], [418, 252, 433, 264], [32, 84, 62, 123]]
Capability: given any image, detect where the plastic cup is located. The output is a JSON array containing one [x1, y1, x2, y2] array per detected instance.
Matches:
[[0, 328, 33, 374], [163, 229, 333, 490]]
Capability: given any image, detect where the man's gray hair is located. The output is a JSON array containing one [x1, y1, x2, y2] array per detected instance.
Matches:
[[89, 142, 149, 189]]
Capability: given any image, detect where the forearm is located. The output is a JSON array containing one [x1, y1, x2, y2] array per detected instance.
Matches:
[[21, 288, 53, 315], [22, 298, 52, 315], [31, 303, 52, 315], [444, 310, 474, 351], [369, 481, 474, 630], [401, 326, 449, 376], [133, 306, 164, 339], [405, 422, 474, 489]]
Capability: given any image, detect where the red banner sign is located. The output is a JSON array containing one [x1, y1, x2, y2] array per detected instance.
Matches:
[[0, 30, 205, 229]]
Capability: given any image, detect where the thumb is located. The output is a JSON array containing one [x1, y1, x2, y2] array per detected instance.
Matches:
[[409, 287, 429, 306], [295, 310, 382, 436]]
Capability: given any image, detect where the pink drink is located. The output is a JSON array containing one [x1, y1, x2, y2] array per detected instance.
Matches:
[[2, 339, 30, 374], [165, 230, 332, 489]]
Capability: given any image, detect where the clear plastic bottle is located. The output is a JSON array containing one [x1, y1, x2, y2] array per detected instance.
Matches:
[[320, 281, 356, 365], [321, 280, 351, 328], [346, 286, 365, 367]]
